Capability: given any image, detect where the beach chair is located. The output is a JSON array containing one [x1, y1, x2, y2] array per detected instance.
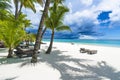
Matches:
[[19, 44, 29, 48], [80, 48, 87, 53], [87, 50, 97, 55], [14, 47, 34, 58], [80, 48, 97, 55]]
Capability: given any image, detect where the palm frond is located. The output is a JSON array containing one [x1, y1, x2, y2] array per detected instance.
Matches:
[[0, 12, 28, 48], [0, 0, 11, 10], [19, 0, 43, 13], [36, 0, 43, 6], [56, 25, 71, 31], [23, 0, 36, 13], [44, 0, 71, 35]]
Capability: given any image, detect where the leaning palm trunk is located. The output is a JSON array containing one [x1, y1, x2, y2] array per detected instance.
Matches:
[[41, 27, 47, 40], [38, 27, 47, 49], [31, 0, 51, 63], [7, 47, 13, 58], [14, 0, 19, 19], [46, 30, 54, 54]]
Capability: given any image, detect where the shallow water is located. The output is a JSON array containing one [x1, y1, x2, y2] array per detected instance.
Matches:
[[43, 39, 120, 47]]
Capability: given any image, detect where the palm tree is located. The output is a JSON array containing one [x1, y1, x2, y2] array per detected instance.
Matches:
[[31, 0, 51, 63], [40, 0, 65, 42], [13, 0, 43, 19], [0, 21, 25, 58], [0, 0, 11, 20], [45, 4, 71, 54], [0, 13, 31, 58]]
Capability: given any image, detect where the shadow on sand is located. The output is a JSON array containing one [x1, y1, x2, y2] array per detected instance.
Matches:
[[0, 57, 31, 65], [37, 50, 120, 80], [0, 48, 29, 65], [4, 76, 18, 80], [1, 49, 120, 80]]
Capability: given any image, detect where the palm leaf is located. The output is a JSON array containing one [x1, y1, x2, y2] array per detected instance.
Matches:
[[23, 0, 36, 13], [0, 0, 11, 10], [21, 0, 43, 13], [56, 25, 71, 31], [0, 12, 28, 48], [44, 0, 71, 37], [36, 0, 43, 6]]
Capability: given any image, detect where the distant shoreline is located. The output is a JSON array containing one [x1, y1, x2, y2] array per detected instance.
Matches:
[[42, 39, 120, 47]]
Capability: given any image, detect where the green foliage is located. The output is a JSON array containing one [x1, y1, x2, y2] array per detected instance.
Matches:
[[0, 20, 25, 48], [24, 33, 36, 42], [13, 0, 43, 13], [0, 10, 10, 20], [16, 13, 31, 28], [0, 13, 31, 49], [45, 0, 71, 54], [56, 26, 71, 31], [0, 0, 11, 20], [45, 4, 71, 32], [20, 0, 36, 13], [0, 0, 11, 10], [50, 0, 65, 4]]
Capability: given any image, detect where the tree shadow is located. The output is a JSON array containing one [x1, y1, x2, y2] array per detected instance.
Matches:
[[84, 61, 120, 80], [19, 60, 39, 67], [0, 57, 31, 65], [0, 48, 8, 53], [3, 76, 18, 80], [13, 49, 120, 80], [0, 48, 32, 65], [37, 50, 120, 80]]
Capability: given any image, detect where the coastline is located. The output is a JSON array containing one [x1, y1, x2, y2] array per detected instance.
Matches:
[[0, 42, 120, 80], [43, 39, 120, 48]]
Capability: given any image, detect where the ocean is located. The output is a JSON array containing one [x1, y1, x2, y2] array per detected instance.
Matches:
[[43, 39, 120, 47]]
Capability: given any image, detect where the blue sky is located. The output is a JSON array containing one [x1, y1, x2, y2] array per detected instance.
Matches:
[[24, 0, 120, 39]]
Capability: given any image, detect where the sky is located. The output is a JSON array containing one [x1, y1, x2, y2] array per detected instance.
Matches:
[[24, 0, 120, 39]]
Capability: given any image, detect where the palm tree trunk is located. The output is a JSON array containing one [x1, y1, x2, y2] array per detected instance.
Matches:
[[18, 3, 23, 16], [31, 0, 51, 63], [7, 47, 13, 58], [41, 27, 47, 39], [38, 27, 47, 49], [14, 0, 19, 19], [46, 30, 54, 54], [14, 0, 23, 20]]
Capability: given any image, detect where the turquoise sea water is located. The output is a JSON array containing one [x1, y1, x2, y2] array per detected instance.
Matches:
[[43, 39, 120, 47]]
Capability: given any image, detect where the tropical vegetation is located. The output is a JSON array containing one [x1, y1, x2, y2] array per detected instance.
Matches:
[[31, 0, 51, 63], [45, 1, 71, 54], [0, 0, 70, 63], [0, 0, 11, 20], [13, 0, 43, 19], [0, 13, 30, 58]]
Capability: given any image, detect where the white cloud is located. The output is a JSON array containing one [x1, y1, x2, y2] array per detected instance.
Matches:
[[79, 35, 97, 39], [67, 2, 73, 13], [64, 11, 82, 25], [94, 0, 120, 22], [65, 0, 120, 28], [64, 9, 98, 26], [95, 0, 120, 11], [80, 0, 93, 6]]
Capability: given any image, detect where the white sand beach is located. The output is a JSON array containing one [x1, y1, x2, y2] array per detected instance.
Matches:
[[0, 42, 120, 80]]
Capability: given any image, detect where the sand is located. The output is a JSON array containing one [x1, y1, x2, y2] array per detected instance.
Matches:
[[0, 42, 120, 80]]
